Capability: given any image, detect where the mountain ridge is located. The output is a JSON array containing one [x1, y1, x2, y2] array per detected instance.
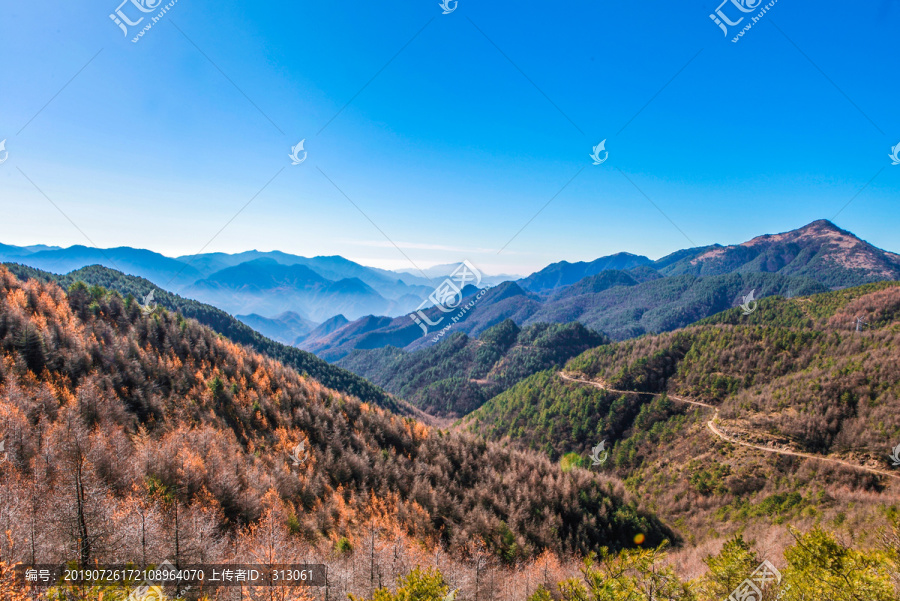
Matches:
[[299, 220, 899, 358]]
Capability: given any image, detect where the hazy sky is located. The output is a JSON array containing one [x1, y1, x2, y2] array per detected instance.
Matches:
[[1, 0, 898, 275]]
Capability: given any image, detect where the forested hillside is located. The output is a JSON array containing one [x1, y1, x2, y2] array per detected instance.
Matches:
[[337, 320, 606, 417], [0, 266, 667, 575], [2, 263, 408, 415], [2, 271, 900, 600], [463, 282, 900, 550], [568, 281, 900, 457]]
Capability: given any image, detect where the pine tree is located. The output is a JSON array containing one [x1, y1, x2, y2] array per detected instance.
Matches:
[[16, 324, 44, 374]]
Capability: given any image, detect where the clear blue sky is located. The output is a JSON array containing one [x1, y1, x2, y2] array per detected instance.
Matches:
[[1, 0, 898, 275]]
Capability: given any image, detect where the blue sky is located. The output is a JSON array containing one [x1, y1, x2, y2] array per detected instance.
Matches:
[[1, 0, 898, 275]]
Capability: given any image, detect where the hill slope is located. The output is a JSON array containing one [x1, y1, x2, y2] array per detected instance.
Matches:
[[462, 282, 900, 543], [0, 265, 670, 568], [2, 263, 408, 415], [337, 320, 607, 417]]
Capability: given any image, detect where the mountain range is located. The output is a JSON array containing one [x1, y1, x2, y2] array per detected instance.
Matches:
[[3, 220, 899, 362], [0, 245, 441, 322], [300, 220, 900, 359], [3, 227, 900, 598]]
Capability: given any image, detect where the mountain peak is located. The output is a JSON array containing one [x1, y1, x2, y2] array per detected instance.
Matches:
[[672, 220, 900, 287], [803, 218, 840, 230], [795, 219, 854, 237], [741, 219, 860, 250]]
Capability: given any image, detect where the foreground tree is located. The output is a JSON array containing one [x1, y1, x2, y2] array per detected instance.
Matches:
[[349, 566, 453, 601], [693, 535, 762, 601], [782, 527, 894, 601], [559, 542, 693, 601]]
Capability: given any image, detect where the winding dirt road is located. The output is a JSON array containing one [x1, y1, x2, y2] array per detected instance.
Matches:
[[558, 371, 900, 482]]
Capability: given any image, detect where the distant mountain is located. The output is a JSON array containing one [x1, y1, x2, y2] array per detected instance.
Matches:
[[0, 244, 204, 287], [5, 220, 897, 353], [304, 272, 827, 360], [516, 220, 900, 295], [183, 258, 412, 321], [518, 252, 653, 293], [657, 219, 900, 287], [395, 263, 521, 287], [179, 251, 434, 299], [299, 314, 349, 345], [525, 272, 827, 339], [300, 314, 400, 359], [301, 283, 513, 361], [0, 244, 442, 322], [301, 221, 897, 358], [236, 311, 317, 345], [337, 320, 607, 418], [0, 243, 62, 257]]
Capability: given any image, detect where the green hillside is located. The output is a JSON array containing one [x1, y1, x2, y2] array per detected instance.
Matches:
[[338, 320, 607, 417], [463, 282, 900, 544]]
